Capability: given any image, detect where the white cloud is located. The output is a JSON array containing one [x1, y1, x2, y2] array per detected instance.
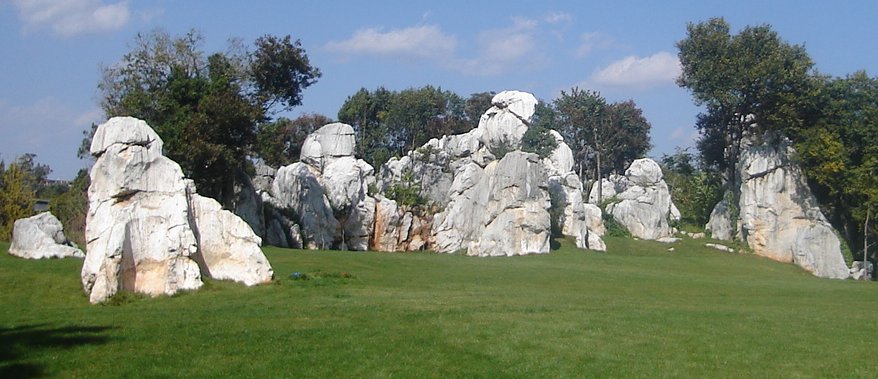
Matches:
[[575, 32, 615, 58], [544, 11, 572, 24], [12, 0, 130, 37], [452, 18, 548, 76], [589, 51, 681, 89], [325, 25, 457, 60]]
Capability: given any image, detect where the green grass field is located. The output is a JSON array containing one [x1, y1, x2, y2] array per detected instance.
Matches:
[[1, 238, 876, 378]]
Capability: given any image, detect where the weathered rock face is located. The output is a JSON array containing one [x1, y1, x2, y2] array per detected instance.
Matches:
[[548, 174, 606, 251], [8, 212, 84, 259], [706, 134, 849, 279], [271, 162, 339, 250], [188, 189, 273, 286], [259, 90, 605, 256], [471, 152, 553, 256], [83, 117, 273, 304], [478, 90, 538, 152], [84, 117, 203, 303], [300, 122, 356, 171], [591, 158, 679, 240]]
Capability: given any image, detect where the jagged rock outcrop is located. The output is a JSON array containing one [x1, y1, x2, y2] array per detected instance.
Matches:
[[271, 162, 339, 250], [705, 133, 849, 279], [258, 90, 605, 255], [590, 158, 679, 240], [82, 117, 272, 304], [8, 212, 84, 259]]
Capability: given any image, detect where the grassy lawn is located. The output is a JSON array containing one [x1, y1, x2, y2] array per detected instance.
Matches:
[[1, 238, 876, 378]]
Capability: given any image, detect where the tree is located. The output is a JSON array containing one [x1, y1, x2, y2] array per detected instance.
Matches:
[[464, 91, 495, 128], [338, 86, 468, 170], [677, 17, 816, 182], [555, 88, 651, 202], [793, 72, 878, 263], [49, 169, 89, 246], [251, 35, 322, 113], [94, 29, 320, 207], [520, 101, 559, 159], [254, 113, 333, 167], [0, 162, 36, 240], [661, 149, 723, 228]]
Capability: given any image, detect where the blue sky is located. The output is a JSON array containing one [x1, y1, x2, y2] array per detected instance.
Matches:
[[2, 0, 877, 180]]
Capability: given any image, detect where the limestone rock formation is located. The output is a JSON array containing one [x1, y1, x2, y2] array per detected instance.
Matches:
[[300, 122, 356, 171], [82, 117, 273, 304], [591, 158, 679, 240], [705, 133, 849, 279], [8, 212, 84, 259], [189, 189, 273, 286], [258, 90, 605, 255], [271, 162, 339, 250]]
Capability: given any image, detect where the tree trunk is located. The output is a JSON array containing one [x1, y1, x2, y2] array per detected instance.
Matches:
[[596, 151, 603, 205], [865, 208, 870, 279]]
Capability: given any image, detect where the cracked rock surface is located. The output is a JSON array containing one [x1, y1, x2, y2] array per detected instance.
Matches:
[[82, 117, 272, 304], [590, 158, 680, 240], [706, 133, 848, 279]]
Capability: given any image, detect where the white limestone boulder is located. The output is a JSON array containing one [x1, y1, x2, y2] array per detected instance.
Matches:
[[8, 212, 84, 259], [300, 122, 356, 171], [83, 117, 275, 304], [734, 135, 848, 279], [188, 190, 273, 286], [597, 158, 678, 240], [272, 162, 339, 249], [478, 91, 537, 153], [548, 173, 606, 251], [83, 117, 203, 304]]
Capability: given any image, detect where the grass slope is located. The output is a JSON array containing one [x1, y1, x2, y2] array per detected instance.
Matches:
[[1, 238, 876, 378]]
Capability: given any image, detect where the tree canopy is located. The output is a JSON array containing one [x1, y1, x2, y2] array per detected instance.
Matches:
[[554, 88, 651, 184], [677, 17, 816, 180], [94, 29, 320, 207]]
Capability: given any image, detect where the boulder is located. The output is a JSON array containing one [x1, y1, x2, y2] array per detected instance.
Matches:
[[595, 158, 678, 240], [82, 117, 273, 304], [271, 162, 339, 250], [433, 152, 552, 256], [83, 117, 202, 303], [850, 261, 873, 281], [548, 173, 606, 251], [188, 190, 273, 286], [233, 171, 265, 238], [706, 133, 849, 279], [300, 122, 356, 171], [8, 212, 84, 259], [478, 91, 538, 153]]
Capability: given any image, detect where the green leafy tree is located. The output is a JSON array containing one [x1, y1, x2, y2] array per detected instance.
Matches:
[[338, 86, 468, 170], [94, 29, 320, 207], [0, 162, 36, 240], [677, 17, 816, 182], [555, 88, 651, 202], [521, 101, 559, 159], [49, 169, 89, 246], [793, 72, 878, 263], [661, 149, 723, 228], [254, 113, 333, 167]]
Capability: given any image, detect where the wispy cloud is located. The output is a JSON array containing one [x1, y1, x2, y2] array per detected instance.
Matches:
[[326, 19, 550, 77], [325, 25, 457, 60], [544, 11, 573, 24], [453, 17, 547, 76], [575, 32, 616, 58], [12, 0, 131, 38], [589, 51, 681, 89]]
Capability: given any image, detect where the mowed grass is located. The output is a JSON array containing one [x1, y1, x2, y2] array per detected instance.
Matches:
[[1, 238, 876, 378]]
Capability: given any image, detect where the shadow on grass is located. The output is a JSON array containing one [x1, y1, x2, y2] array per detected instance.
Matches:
[[0, 323, 113, 378]]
